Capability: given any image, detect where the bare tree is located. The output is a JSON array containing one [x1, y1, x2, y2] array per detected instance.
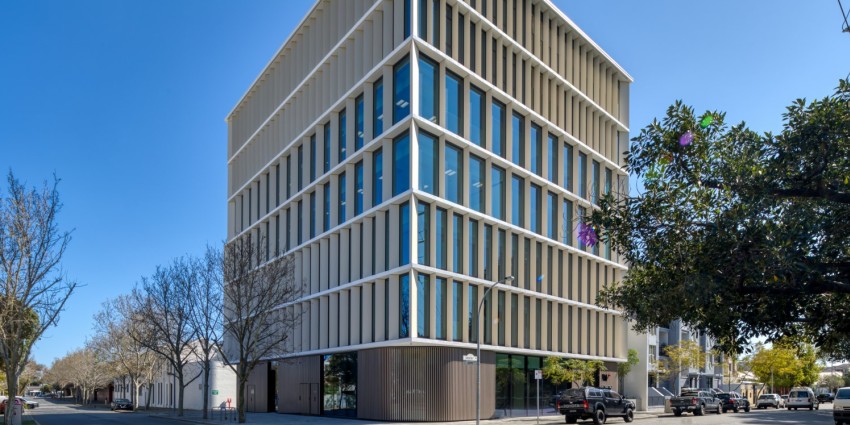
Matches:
[[187, 246, 224, 419], [128, 259, 200, 416], [50, 346, 112, 404], [92, 295, 162, 410], [222, 234, 301, 423], [0, 172, 77, 424]]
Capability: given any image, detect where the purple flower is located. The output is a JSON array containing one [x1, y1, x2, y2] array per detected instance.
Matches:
[[679, 131, 694, 147], [577, 222, 599, 247]]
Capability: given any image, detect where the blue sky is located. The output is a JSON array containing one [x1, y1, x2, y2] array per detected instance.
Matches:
[[1, 1, 847, 366]]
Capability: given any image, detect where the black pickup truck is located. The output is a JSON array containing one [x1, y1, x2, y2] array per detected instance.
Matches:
[[670, 389, 723, 416], [557, 386, 635, 424]]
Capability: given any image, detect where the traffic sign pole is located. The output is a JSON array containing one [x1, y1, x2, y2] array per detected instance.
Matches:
[[534, 369, 542, 425]]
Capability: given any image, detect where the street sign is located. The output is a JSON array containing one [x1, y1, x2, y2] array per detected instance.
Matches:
[[212, 390, 219, 395], [463, 353, 477, 363], [534, 369, 542, 380]]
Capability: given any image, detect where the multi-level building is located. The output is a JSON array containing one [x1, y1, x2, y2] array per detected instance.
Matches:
[[226, 0, 631, 421], [625, 320, 725, 409]]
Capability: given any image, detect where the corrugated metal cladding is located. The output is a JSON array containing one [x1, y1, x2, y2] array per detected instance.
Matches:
[[358, 346, 495, 421], [278, 356, 322, 415]]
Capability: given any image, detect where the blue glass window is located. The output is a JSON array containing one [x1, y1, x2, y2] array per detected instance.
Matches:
[[393, 57, 410, 124], [483, 224, 492, 280], [511, 176, 524, 227], [452, 213, 463, 274], [469, 219, 479, 278], [434, 277, 447, 339], [399, 273, 410, 337], [563, 143, 573, 191], [355, 94, 364, 151], [605, 168, 612, 196], [491, 165, 505, 220], [403, 0, 410, 38], [338, 172, 346, 224], [297, 145, 304, 191], [417, 201, 430, 265], [310, 134, 317, 182], [445, 143, 463, 204], [577, 205, 587, 250], [469, 154, 484, 212], [547, 192, 557, 239], [297, 200, 303, 246], [530, 123, 541, 175], [323, 123, 331, 173], [436, 208, 447, 270], [492, 100, 506, 157], [338, 109, 347, 162], [417, 274, 430, 338], [468, 284, 478, 342], [323, 182, 331, 232], [469, 86, 485, 146], [393, 133, 410, 196], [452, 280, 462, 341], [512, 112, 524, 167], [418, 131, 438, 194], [445, 71, 463, 135], [419, 56, 438, 123], [562, 199, 573, 246], [578, 152, 587, 199], [547, 133, 557, 183], [373, 79, 384, 137], [355, 161, 364, 215], [373, 148, 383, 206], [310, 191, 316, 239], [530, 184, 541, 234], [591, 160, 600, 205], [400, 202, 410, 265]]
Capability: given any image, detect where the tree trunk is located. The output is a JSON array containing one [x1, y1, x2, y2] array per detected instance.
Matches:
[[133, 381, 142, 410], [237, 372, 247, 423], [145, 383, 153, 410], [177, 371, 185, 417], [202, 360, 211, 419], [5, 367, 17, 425]]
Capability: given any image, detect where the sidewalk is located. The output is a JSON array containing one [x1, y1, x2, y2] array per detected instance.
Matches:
[[147, 407, 666, 425]]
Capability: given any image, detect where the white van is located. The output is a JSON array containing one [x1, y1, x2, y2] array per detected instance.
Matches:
[[786, 386, 818, 410], [834, 387, 850, 425]]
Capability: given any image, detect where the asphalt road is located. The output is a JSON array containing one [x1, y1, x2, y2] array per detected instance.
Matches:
[[17, 397, 841, 425], [23, 398, 173, 425]]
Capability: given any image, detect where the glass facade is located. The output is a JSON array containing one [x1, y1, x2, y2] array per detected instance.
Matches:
[[530, 124, 541, 176], [393, 133, 410, 196], [492, 100, 506, 157], [338, 172, 346, 224], [322, 353, 357, 417], [511, 176, 524, 227], [338, 109, 347, 162], [452, 213, 463, 274], [445, 71, 463, 135], [419, 55, 438, 123], [530, 184, 540, 234], [436, 208, 447, 269], [563, 143, 573, 192], [469, 219, 478, 278], [417, 273, 430, 337], [446, 143, 463, 205], [452, 280, 462, 341], [393, 57, 410, 124], [400, 202, 410, 265], [400, 273, 410, 337], [578, 152, 587, 199], [355, 94, 364, 151], [547, 192, 557, 240], [373, 148, 383, 206], [469, 86, 485, 146], [491, 165, 505, 220], [417, 201, 430, 265], [418, 131, 438, 195], [324, 123, 331, 173], [373, 79, 383, 137], [436, 277, 446, 339], [547, 133, 557, 183], [512, 112, 524, 167], [469, 154, 484, 212], [354, 161, 364, 216]]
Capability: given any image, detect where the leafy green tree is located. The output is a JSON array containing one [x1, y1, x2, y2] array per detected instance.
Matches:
[[543, 356, 606, 388], [747, 345, 801, 392], [594, 80, 850, 356], [617, 349, 640, 394], [659, 340, 709, 395]]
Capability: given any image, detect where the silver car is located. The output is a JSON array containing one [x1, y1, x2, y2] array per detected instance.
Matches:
[[757, 393, 783, 409]]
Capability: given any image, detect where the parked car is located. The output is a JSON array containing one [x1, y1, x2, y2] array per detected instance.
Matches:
[[757, 393, 784, 409], [557, 386, 635, 424], [111, 398, 133, 411], [717, 391, 751, 413], [819, 393, 836, 403], [669, 389, 723, 416], [787, 387, 818, 410], [833, 387, 850, 425], [0, 396, 37, 413]]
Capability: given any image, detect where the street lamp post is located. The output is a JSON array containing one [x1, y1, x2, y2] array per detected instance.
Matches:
[[477, 275, 515, 425]]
